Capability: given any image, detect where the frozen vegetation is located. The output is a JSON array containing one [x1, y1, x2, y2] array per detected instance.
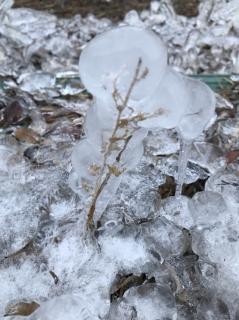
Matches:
[[71, 25, 216, 227], [0, 0, 239, 319]]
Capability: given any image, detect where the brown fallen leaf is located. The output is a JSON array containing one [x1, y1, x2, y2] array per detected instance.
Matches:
[[159, 175, 208, 199], [216, 106, 236, 120], [225, 150, 239, 164], [15, 128, 41, 144], [159, 175, 176, 199], [59, 124, 83, 139], [4, 239, 35, 260], [182, 178, 208, 198], [43, 109, 81, 124], [4, 301, 40, 317], [110, 273, 146, 302], [3, 101, 23, 126]]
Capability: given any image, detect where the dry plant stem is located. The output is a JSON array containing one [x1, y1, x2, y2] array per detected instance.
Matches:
[[116, 134, 132, 162], [86, 58, 147, 229], [119, 108, 165, 127], [87, 171, 111, 230]]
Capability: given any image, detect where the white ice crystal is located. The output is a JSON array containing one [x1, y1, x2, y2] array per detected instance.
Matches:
[[84, 98, 115, 148], [206, 170, 239, 204], [71, 139, 103, 192], [124, 284, 177, 320], [18, 72, 56, 93], [101, 236, 150, 271], [0, 179, 40, 259], [29, 294, 98, 320], [0, 8, 57, 46], [189, 186, 239, 301], [38, 227, 115, 318], [0, 260, 51, 316], [138, 67, 189, 129], [177, 77, 216, 140], [0, 143, 15, 172], [160, 195, 194, 229], [189, 191, 228, 227], [79, 26, 168, 101]]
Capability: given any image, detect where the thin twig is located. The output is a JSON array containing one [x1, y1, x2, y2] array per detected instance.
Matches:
[[87, 171, 111, 228], [116, 134, 132, 162], [86, 58, 146, 229]]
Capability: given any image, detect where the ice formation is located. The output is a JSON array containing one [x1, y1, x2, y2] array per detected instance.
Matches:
[[0, 0, 239, 319], [71, 25, 216, 226], [79, 26, 168, 102], [177, 77, 216, 141], [138, 67, 189, 129]]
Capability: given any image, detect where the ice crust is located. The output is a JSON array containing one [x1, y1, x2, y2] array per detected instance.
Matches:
[[79, 26, 168, 102], [0, 0, 239, 319]]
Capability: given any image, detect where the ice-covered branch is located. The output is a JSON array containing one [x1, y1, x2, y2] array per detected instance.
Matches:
[[71, 58, 149, 230], [70, 25, 216, 231], [87, 59, 151, 228]]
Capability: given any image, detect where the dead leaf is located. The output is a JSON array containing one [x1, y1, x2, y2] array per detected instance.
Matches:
[[43, 109, 81, 124], [159, 175, 176, 199], [4, 239, 35, 260], [182, 178, 208, 198], [4, 301, 40, 317], [216, 106, 236, 119], [108, 165, 124, 177], [110, 273, 146, 302], [60, 125, 82, 139], [4, 101, 23, 125], [49, 270, 60, 284], [159, 176, 208, 199], [225, 150, 239, 164], [15, 128, 41, 144]]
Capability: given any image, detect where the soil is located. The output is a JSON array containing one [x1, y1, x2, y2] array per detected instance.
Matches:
[[14, 0, 200, 20], [171, 0, 200, 17]]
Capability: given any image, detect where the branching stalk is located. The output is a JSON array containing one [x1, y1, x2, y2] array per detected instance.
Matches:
[[86, 58, 148, 229]]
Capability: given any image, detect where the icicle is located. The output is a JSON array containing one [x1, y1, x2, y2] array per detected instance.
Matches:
[[175, 138, 192, 197]]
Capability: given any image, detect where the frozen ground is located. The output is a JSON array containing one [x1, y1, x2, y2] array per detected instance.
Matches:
[[0, 0, 239, 319]]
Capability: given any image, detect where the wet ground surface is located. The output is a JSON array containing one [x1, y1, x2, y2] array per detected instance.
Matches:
[[14, 0, 200, 19]]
